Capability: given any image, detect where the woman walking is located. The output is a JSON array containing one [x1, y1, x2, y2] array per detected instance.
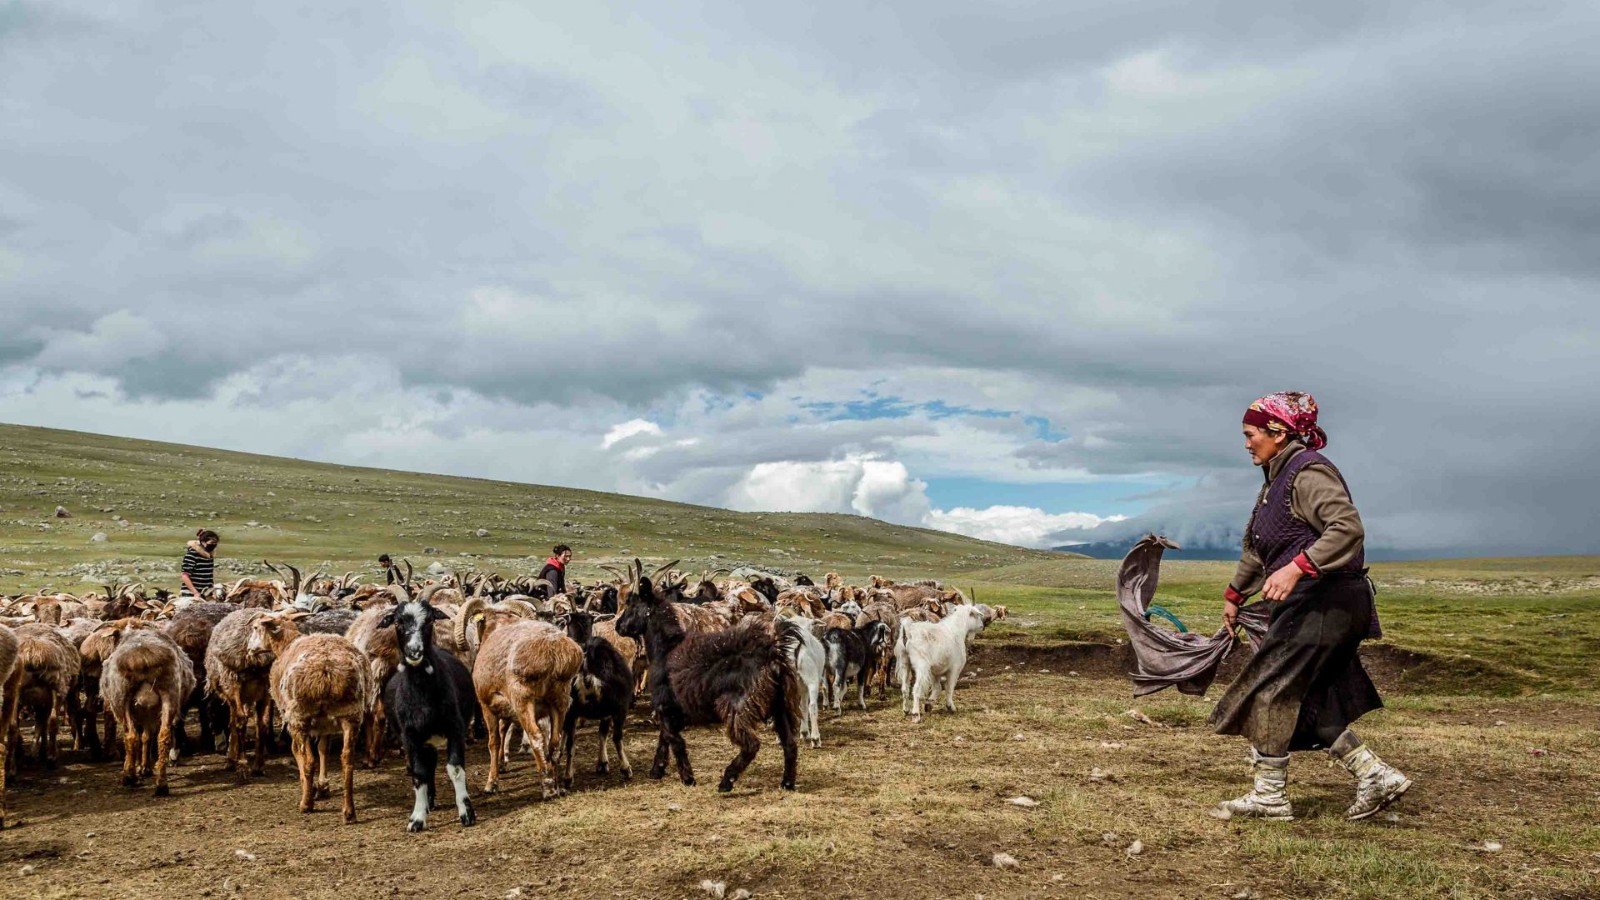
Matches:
[[1210, 392, 1410, 822], [180, 529, 220, 600]]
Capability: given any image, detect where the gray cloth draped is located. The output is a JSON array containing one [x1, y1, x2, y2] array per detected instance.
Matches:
[[1117, 534, 1270, 697]]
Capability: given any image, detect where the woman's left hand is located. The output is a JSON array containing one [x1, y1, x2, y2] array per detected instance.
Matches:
[[1261, 563, 1304, 602]]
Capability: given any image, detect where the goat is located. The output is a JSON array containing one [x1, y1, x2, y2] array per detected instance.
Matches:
[[378, 597, 476, 832], [162, 602, 233, 755], [0, 626, 17, 827], [472, 618, 583, 798], [101, 626, 196, 796], [785, 616, 825, 748], [822, 627, 868, 713], [10, 623, 80, 768], [896, 605, 987, 721], [345, 586, 463, 767], [557, 611, 634, 788], [76, 618, 158, 760], [616, 576, 803, 792], [206, 607, 304, 775], [268, 630, 375, 823]]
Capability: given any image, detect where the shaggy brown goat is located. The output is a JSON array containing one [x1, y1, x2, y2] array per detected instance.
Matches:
[[269, 633, 375, 823], [616, 577, 804, 793], [11, 623, 80, 769], [77, 618, 159, 759], [0, 626, 19, 827], [162, 602, 233, 755], [206, 607, 304, 775], [472, 619, 583, 798], [101, 627, 196, 795]]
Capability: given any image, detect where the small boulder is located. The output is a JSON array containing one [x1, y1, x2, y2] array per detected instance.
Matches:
[[991, 852, 1020, 870], [55, 506, 71, 518], [475, 528, 490, 538], [90, 533, 108, 543]]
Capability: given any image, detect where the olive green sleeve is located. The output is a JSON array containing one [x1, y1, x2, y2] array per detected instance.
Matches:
[[1291, 465, 1365, 573], [1229, 546, 1265, 598]]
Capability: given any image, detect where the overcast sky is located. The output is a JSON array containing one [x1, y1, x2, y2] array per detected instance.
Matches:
[[2, 1, 1596, 557]]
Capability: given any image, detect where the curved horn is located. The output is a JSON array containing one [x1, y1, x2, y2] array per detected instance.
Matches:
[[385, 584, 410, 605], [650, 559, 681, 579], [531, 577, 555, 596], [284, 564, 302, 595], [417, 583, 444, 606], [262, 560, 285, 580], [340, 571, 358, 590], [455, 596, 486, 648], [402, 559, 414, 586]]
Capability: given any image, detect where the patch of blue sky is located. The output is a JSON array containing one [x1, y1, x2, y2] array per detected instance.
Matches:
[[802, 395, 1016, 423], [1024, 415, 1067, 441], [923, 476, 1188, 518]]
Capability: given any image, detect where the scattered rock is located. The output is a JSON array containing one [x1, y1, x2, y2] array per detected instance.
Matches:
[[506, 889, 523, 900], [1100, 832, 1120, 846], [730, 891, 752, 900], [245, 521, 260, 527], [423, 547, 439, 555], [1011, 733, 1027, 742], [55, 506, 71, 518], [475, 528, 490, 537], [1007, 796, 1039, 808], [20, 864, 36, 876], [1232, 890, 1257, 900], [699, 879, 727, 898], [667, 803, 683, 812], [1385, 813, 1401, 823], [991, 852, 1020, 870], [234, 849, 257, 861], [1100, 741, 1125, 749], [90, 532, 107, 543], [1125, 840, 1144, 859], [1530, 748, 1549, 757], [1481, 841, 1503, 853], [1089, 768, 1111, 782]]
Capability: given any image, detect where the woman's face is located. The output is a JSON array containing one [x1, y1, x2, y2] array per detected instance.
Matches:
[[1242, 424, 1285, 466]]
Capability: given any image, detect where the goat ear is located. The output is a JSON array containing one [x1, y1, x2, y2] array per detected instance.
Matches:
[[377, 613, 396, 628]]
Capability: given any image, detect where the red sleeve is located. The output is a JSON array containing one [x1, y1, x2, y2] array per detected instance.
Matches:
[[1293, 552, 1319, 577], [1224, 585, 1245, 604]]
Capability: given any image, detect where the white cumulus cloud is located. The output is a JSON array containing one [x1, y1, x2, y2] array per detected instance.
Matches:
[[926, 505, 1126, 549]]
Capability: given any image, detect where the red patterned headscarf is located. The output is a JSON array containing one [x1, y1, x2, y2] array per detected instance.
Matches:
[[1243, 391, 1327, 450]]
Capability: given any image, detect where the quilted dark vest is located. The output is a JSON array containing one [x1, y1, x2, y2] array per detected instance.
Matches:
[[1246, 448, 1365, 577]]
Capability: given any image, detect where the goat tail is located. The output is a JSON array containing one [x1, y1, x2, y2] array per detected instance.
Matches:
[[770, 618, 806, 733]]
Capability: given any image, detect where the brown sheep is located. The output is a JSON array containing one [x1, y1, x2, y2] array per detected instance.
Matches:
[[269, 633, 375, 823], [11, 623, 80, 769], [472, 619, 583, 798], [101, 627, 196, 795], [0, 626, 19, 827]]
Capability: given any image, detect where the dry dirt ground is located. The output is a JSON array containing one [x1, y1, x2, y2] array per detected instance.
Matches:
[[4, 641, 1599, 900]]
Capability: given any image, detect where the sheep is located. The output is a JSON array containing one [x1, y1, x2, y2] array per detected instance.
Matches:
[[10, 623, 80, 768], [206, 607, 299, 775], [0, 625, 18, 827], [896, 604, 988, 721], [616, 576, 804, 792], [472, 618, 583, 798], [162, 602, 233, 756], [822, 627, 868, 713], [268, 630, 375, 823], [377, 596, 476, 832], [101, 626, 196, 796], [557, 610, 634, 788]]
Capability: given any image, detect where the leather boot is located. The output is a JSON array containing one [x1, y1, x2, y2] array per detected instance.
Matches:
[[1211, 748, 1293, 821], [1338, 744, 1411, 821]]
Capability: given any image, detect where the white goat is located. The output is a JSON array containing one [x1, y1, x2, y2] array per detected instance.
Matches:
[[896, 604, 987, 721], [784, 616, 825, 748]]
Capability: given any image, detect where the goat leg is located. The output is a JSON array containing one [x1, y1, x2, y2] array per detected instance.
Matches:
[[249, 702, 269, 777], [480, 706, 502, 793], [446, 734, 474, 827], [119, 711, 139, 787], [340, 718, 357, 824], [649, 727, 670, 780], [610, 712, 631, 779], [314, 734, 332, 799], [718, 725, 759, 793], [291, 729, 315, 813], [153, 698, 175, 797]]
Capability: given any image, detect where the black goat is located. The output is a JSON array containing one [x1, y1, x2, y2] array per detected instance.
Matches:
[[379, 598, 477, 832], [856, 620, 890, 700], [794, 574, 815, 587], [822, 627, 868, 713], [616, 577, 803, 792], [558, 611, 634, 788]]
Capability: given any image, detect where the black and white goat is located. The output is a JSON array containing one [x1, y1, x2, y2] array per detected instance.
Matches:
[[379, 597, 477, 832], [616, 577, 803, 792], [557, 611, 633, 788], [822, 627, 868, 713]]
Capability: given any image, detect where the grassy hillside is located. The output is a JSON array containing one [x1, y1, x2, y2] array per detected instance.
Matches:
[[0, 422, 1055, 593]]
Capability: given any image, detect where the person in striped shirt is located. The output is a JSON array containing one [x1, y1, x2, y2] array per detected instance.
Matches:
[[180, 529, 220, 599]]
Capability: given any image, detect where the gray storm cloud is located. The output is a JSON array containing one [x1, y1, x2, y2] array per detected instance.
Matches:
[[1, 0, 1596, 557]]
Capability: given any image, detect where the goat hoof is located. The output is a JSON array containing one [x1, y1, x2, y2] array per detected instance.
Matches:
[[300, 802, 315, 814], [344, 811, 357, 825], [121, 774, 138, 788], [717, 780, 734, 793], [460, 807, 476, 827], [681, 775, 696, 787], [595, 761, 609, 774], [315, 783, 331, 800], [407, 817, 425, 833], [153, 784, 169, 797], [648, 766, 666, 780], [223, 759, 238, 772], [781, 780, 796, 791], [620, 768, 633, 780]]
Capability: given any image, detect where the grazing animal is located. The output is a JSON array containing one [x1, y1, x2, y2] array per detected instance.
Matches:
[[897, 605, 988, 721], [616, 577, 803, 792], [267, 629, 374, 823], [822, 627, 868, 713], [0, 626, 18, 826], [558, 611, 634, 788], [162, 602, 233, 756], [205, 608, 287, 776], [11, 623, 80, 769], [786, 617, 826, 748], [378, 597, 476, 832], [100, 627, 196, 796], [472, 619, 583, 798]]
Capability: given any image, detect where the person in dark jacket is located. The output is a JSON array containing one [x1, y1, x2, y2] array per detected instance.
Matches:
[[379, 553, 397, 586], [1210, 392, 1410, 822], [538, 545, 571, 596]]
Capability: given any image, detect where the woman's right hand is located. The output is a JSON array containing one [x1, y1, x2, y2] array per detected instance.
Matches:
[[1222, 599, 1239, 632]]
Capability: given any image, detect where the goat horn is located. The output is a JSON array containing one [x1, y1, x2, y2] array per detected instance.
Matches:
[[402, 559, 414, 585], [283, 564, 302, 595], [455, 596, 486, 648], [385, 584, 410, 605], [650, 559, 680, 579]]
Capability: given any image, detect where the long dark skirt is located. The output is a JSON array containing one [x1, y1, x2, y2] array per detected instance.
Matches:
[[1209, 572, 1382, 754]]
